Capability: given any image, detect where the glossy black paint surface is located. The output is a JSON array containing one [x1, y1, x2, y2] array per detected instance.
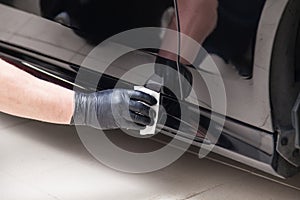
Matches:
[[0, 40, 276, 174]]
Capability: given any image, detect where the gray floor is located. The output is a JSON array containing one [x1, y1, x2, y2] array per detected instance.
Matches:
[[0, 112, 299, 200]]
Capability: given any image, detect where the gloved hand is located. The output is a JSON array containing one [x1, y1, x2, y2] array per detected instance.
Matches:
[[146, 56, 193, 99], [72, 89, 157, 130]]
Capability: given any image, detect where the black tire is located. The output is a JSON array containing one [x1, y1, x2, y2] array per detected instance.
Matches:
[[271, 0, 300, 129], [270, 0, 300, 177]]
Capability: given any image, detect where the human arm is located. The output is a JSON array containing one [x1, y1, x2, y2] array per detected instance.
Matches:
[[0, 58, 74, 124], [0, 59, 156, 130]]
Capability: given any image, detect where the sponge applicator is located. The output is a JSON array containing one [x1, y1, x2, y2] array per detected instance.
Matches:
[[134, 86, 160, 135]]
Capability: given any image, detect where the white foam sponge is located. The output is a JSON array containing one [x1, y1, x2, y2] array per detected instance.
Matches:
[[134, 86, 160, 135]]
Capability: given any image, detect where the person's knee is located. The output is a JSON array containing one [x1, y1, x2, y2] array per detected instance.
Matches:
[[198, 0, 218, 29], [189, 0, 218, 35], [191, 0, 218, 13]]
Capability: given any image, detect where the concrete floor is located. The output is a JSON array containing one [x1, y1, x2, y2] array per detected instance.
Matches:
[[0, 112, 299, 200]]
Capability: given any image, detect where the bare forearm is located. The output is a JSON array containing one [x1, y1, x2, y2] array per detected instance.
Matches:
[[0, 59, 74, 124], [160, 0, 218, 63]]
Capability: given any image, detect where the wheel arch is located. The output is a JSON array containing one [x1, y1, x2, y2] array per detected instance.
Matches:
[[252, 0, 290, 132]]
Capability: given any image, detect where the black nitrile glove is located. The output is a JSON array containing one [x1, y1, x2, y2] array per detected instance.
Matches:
[[72, 89, 157, 130], [146, 56, 193, 99]]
